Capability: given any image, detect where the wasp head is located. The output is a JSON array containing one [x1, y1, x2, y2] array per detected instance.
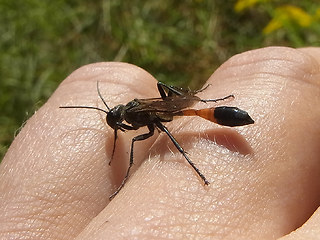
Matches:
[[106, 104, 126, 129]]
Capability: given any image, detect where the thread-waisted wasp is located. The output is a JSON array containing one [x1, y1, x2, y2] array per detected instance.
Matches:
[[60, 81, 254, 200]]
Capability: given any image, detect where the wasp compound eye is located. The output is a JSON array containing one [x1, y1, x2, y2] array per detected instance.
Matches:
[[214, 106, 254, 127]]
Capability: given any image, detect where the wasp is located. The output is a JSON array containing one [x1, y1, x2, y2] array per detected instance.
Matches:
[[60, 81, 254, 200]]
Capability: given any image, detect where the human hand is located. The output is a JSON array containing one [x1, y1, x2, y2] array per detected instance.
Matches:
[[1, 47, 320, 239]]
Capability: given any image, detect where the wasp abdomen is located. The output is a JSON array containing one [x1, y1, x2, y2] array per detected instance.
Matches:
[[214, 106, 254, 127]]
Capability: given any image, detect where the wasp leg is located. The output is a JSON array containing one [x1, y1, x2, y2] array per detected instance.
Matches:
[[109, 128, 118, 165], [157, 82, 169, 99], [109, 124, 155, 200], [109, 123, 136, 166], [195, 83, 211, 93], [201, 94, 235, 103], [155, 121, 210, 186], [157, 82, 186, 99]]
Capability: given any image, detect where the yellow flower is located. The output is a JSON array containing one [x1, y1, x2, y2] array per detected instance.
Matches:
[[263, 5, 313, 34], [281, 5, 312, 27], [314, 7, 320, 19], [234, 0, 267, 12], [263, 18, 283, 34]]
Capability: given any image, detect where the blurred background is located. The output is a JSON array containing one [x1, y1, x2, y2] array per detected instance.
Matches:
[[1, 0, 320, 159]]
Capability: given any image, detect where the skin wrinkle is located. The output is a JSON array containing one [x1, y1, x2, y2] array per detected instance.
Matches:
[[217, 48, 319, 89], [226, 47, 313, 68], [61, 62, 157, 99], [2, 115, 109, 239], [108, 168, 226, 238], [131, 212, 207, 239], [142, 178, 236, 238], [227, 62, 305, 88]]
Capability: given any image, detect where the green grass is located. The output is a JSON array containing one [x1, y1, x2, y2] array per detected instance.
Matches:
[[1, 0, 319, 160]]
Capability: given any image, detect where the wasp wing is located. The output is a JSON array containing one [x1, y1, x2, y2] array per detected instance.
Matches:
[[127, 95, 201, 113]]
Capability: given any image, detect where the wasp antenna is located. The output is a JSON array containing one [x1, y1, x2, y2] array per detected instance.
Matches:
[[59, 106, 108, 115], [97, 81, 111, 111]]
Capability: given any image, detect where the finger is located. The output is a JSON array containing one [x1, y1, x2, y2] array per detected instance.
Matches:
[[276, 47, 320, 240], [0, 62, 158, 240], [75, 47, 320, 240]]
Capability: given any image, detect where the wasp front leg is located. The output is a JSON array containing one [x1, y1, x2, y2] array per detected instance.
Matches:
[[109, 124, 155, 200], [109, 122, 137, 165]]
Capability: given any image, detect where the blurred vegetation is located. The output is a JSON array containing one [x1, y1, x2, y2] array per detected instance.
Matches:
[[1, 0, 319, 160]]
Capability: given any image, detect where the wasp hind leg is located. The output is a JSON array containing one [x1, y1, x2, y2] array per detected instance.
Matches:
[[155, 121, 210, 186], [157, 82, 186, 99]]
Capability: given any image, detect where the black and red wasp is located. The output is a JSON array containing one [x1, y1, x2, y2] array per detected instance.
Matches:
[[60, 81, 254, 200]]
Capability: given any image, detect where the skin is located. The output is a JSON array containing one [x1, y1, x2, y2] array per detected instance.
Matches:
[[0, 46, 320, 240]]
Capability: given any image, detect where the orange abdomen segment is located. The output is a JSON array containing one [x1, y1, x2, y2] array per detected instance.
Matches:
[[181, 108, 218, 123]]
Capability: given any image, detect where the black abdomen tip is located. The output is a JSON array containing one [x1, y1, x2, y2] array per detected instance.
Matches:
[[214, 106, 254, 127]]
